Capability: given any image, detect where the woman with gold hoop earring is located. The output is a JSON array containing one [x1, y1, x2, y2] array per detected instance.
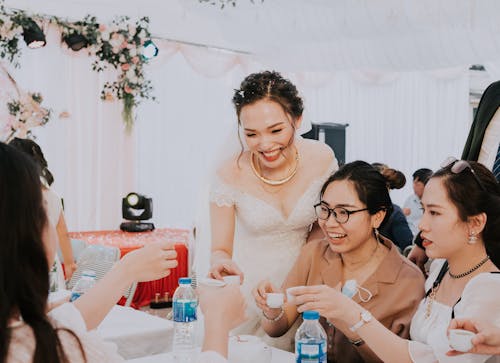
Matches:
[[207, 71, 338, 349]]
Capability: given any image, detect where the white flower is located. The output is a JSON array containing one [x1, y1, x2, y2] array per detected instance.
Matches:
[[128, 25, 137, 37], [101, 30, 110, 41], [119, 54, 126, 63], [129, 47, 137, 57]]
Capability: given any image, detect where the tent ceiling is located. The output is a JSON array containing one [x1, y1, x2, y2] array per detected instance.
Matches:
[[6, 0, 500, 71]]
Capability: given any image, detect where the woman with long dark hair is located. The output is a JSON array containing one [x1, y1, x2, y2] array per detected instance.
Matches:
[[1, 141, 178, 362]]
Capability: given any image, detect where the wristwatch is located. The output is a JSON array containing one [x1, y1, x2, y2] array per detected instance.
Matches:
[[349, 309, 372, 332]]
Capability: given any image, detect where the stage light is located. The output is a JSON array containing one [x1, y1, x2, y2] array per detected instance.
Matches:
[[63, 33, 88, 51], [22, 19, 46, 49], [142, 40, 159, 60], [119, 192, 155, 232]]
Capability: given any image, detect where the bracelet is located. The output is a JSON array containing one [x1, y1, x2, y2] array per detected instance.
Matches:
[[349, 338, 365, 347], [262, 307, 284, 322]]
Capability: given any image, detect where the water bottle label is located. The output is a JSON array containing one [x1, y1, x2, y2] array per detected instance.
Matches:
[[70, 292, 82, 302], [173, 300, 197, 322], [296, 341, 326, 363]]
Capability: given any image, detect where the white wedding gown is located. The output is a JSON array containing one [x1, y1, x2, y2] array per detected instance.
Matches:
[[209, 161, 337, 351]]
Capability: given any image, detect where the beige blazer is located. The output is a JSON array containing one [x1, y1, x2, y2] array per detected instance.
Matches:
[[282, 236, 425, 363]]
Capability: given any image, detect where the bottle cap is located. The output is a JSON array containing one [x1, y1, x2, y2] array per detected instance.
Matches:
[[81, 270, 96, 278], [303, 310, 319, 320], [179, 277, 192, 285]]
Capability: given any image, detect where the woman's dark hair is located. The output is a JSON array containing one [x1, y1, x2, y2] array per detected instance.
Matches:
[[232, 71, 303, 162], [232, 70, 304, 121], [320, 161, 394, 227], [371, 162, 406, 190], [432, 161, 500, 267], [9, 137, 54, 186], [413, 168, 433, 185], [0, 142, 83, 363]]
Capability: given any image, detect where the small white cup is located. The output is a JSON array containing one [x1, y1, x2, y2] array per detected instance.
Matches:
[[449, 329, 475, 352], [223, 275, 241, 285], [286, 286, 304, 305], [198, 277, 226, 287], [266, 293, 284, 308]]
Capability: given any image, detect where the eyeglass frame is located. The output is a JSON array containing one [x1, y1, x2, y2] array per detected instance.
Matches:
[[440, 157, 487, 192], [314, 202, 369, 224]]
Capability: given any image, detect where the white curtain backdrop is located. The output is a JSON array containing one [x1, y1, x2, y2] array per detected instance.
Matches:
[[1, 25, 473, 232]]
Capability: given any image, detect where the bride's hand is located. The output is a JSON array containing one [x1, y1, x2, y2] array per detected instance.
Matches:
[[208, 258, 244, 283]]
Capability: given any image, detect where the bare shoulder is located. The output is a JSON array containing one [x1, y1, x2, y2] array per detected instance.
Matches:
[[298, 138, 337, 172], [215, 152, 248, 184]]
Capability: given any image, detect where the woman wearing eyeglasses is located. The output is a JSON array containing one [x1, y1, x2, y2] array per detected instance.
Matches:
[[285, 159, 500, 363], [253, 161, 425, 362]]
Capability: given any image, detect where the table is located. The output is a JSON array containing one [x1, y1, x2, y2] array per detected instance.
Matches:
[[97, 305, 173, 359], [125, 347, 295, 363], [69, 228, 190, 307]]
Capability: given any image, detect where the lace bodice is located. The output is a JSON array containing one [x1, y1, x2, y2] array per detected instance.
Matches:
[[210, 161, 336, 314]]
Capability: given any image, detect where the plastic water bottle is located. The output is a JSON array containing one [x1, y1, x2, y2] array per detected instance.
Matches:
[[173, 277, 198, 363], [70, 270, 96, 302], [295, 310, 327, 363]]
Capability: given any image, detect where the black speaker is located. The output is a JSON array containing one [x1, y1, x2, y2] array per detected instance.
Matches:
[[302, 123, 348, 165]]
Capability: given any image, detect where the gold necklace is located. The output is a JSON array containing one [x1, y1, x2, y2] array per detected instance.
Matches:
[[250, 148, 299, 186]]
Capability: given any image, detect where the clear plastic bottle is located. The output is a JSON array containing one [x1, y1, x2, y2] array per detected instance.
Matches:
[[172, 277, 198, 363], [70, 270, 96, 302], [295, 310, 327, 363]]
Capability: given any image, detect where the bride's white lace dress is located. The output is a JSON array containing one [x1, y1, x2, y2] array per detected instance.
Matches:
[[209, 161, 337, 350]]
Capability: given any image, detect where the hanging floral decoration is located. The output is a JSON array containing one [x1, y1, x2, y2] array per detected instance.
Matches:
[[6, 92, 51, 141], [0, 0, 156, 130], [0, 4, 25, 67]]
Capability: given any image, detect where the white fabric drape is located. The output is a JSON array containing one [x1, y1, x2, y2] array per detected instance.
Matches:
[[0, 22, 473, 231]]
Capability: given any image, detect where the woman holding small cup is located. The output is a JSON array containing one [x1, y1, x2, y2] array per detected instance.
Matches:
[[281, 159, 500, 363], [253, 161, 425, 360]]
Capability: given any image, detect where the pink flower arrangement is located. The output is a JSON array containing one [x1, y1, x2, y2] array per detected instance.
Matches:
[[5, 92, 51, 141]]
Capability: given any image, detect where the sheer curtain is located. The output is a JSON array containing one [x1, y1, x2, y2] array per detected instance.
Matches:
[[1, 27, 471, 231]]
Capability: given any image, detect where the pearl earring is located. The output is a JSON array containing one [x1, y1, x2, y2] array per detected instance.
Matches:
[[468, 231, 478, 244]]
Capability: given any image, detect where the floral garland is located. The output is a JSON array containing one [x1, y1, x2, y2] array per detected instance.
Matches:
[[5, 92, 51, 141], [0, 1, 155, 130]]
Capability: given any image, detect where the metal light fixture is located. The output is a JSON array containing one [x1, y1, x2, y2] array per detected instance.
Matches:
[[22, 18, 46, 49], [142, 40, 159, 60], [63, 33, 88, 51], [119, 192, 155, 232]]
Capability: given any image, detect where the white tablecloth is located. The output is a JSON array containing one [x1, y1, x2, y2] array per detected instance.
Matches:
[[125, 347, 294, 363], [97, 305, 173, 359]]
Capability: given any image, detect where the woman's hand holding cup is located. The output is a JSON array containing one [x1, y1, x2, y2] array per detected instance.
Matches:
[[253, 280, 283, 318], [209, 259, 244, 283]]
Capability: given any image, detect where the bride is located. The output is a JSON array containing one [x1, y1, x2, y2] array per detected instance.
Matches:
[[208, 71, 338, 350]]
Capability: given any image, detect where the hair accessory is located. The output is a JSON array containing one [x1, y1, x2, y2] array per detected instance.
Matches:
[[468, 231, 478, 244], [448, 255, 490, 279], [250, 148, 299, 186], [238, 90, 245, 98]]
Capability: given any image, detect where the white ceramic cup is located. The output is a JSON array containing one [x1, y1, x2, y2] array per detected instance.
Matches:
[[286, 286, 304, 305], [449, 329, 475, 352], [198, 277, 226, 287], [223, 275, 241, 285], [266, 292, 284, 308]]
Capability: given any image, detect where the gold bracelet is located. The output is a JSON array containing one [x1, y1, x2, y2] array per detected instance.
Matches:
[[262, 307, 284, 322]]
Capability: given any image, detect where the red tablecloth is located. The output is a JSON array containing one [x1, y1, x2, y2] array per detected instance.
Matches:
[[69, 228, 190, 308]]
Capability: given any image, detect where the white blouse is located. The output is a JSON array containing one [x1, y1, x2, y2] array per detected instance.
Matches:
[[409, 259, 500, 363]]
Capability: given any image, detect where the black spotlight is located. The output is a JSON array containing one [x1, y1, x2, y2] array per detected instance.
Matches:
[[63, 33, 88, 51], [119, 192, 155, 232], [22, 18, 46, 49]]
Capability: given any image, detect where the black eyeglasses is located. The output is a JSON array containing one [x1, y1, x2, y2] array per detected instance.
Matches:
[[314, 202, 369, 224], [440, 157, 486, 191]]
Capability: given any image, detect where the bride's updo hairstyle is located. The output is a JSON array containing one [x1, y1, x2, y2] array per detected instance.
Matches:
[[432, 161, 500, 267], [233, 71, 303, 122]]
